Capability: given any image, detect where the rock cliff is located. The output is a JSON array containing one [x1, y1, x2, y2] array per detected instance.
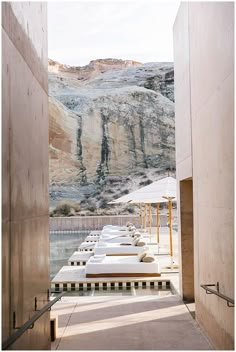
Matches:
[[49, 58, 175, 215]]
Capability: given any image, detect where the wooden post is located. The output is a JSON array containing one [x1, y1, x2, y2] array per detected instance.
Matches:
[[156, 203, 160, 245], [149, 203, 152, 235], [140, 204, 142, 228], [144, 204, 147, 229], [142, 203, 144, 229], [168, 198, 173, 268]]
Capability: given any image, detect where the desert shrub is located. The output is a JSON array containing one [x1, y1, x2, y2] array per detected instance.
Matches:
[[126, 206, 135, 214], [52, 200, 80, 217], [104, 176, 121, 184], [68, 208, 76, 216], [88, 205, 96, 212], [159, 203, 166, 210], [93, 190, 101, 197], [100, 198, 109, 209], [135, 171, 145, 176], [95, 195, 102, 201], [139, 179, 152, 186], [120, 189, 129, 196], [106, 189, 115, 194], [80, 199, 87, 205]]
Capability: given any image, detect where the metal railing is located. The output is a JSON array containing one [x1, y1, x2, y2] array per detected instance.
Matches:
[[201, 282, 234, 307], [2, 291, 65, 350]]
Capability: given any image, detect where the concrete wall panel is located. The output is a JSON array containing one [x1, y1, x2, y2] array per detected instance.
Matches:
[[2, 2, 48, 92], [173, 3, 192, 178], [2, 2, 49, 349], [6, 32, 49, 219], [189, 2, 234, 115], [2, 24, 11, 342], [192, 73, 234, 209], [10, 217, 50, 347], [2, 221, 10, 340], [174, 2, 234, 349]]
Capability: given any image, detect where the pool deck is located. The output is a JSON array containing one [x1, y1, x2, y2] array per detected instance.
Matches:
[[68, 252, 93, 265], [50, 227, 212, 350], [51, 265, 174, 291], [51, 229, 179, 291]]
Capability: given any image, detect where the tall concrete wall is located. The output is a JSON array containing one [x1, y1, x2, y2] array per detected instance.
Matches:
[[2, 2, 50, 349], [174, 2, 234, 350]]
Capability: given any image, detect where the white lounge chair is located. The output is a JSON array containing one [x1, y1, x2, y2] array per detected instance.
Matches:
[[85, 235, 100, 242], [103, 225, 127, 230], [102, 229, 132, 236], [99, 234, 135, 243], [99, 230, 143, 243], [94, 241, 149, 256], [85, 254, 161, 277], [78, 242, 96, 252], [102, 225, 136, 235]]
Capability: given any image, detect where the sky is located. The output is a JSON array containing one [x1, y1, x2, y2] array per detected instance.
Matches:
[[48, 1, 180, 66]]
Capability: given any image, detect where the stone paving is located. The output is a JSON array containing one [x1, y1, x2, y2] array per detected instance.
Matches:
[[51, 293, 212, 350], [50, 228, 212, 350]]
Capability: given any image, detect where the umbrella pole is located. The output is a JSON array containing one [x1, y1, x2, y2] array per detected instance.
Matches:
[[149, 203, 152, 242], [156, 203, 160, 252], [168, 198, 173, 270], [144, 204, 147, 230], [148, 203, 152, 235], [140, 204, 142, 228], [142, 204, 145, 229]]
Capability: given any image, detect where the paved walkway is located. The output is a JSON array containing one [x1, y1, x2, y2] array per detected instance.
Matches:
[[51, 293, 212, 350]]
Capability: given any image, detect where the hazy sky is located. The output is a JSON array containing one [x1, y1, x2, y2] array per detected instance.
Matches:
[[48, 1, 180, 66]]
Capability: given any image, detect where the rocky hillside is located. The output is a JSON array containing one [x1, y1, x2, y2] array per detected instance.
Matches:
[[49, 58, 175, 215]]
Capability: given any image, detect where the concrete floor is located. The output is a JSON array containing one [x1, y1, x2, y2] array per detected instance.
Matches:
[[51, 294, 212, 350], [50, 228, 212, 350]]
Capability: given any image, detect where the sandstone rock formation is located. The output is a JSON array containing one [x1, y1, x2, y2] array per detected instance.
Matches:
[[48, 58, 141, 80], [48, 58, 175, 214]]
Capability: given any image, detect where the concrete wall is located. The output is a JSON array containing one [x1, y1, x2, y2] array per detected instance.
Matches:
[[50, 214, 169, 231], [174, 2, 234, 350], [2, 2, 50, 349]]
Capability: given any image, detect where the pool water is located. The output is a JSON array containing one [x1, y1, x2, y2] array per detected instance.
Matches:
[[50, 231, 89, 280]]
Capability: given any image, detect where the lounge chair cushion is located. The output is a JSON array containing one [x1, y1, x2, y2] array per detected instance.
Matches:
[[142, 254, 155, 263], [136, 240, 147, 247], [85, 255, 161, 276], [94, 242, 149, 255], [137, 251, 148, 262], [133, 238, 140, 246], [126, 222, 133, 227], [90, 254, 106, 263]]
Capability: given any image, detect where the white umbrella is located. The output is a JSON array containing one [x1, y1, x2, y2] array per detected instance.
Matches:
[[109, 176, 177, 268], [109, 177, 176, 203]]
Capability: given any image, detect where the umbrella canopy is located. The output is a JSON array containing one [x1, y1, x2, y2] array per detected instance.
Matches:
[[109, 176, 177, 268], [109, 176, 176, 204]]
